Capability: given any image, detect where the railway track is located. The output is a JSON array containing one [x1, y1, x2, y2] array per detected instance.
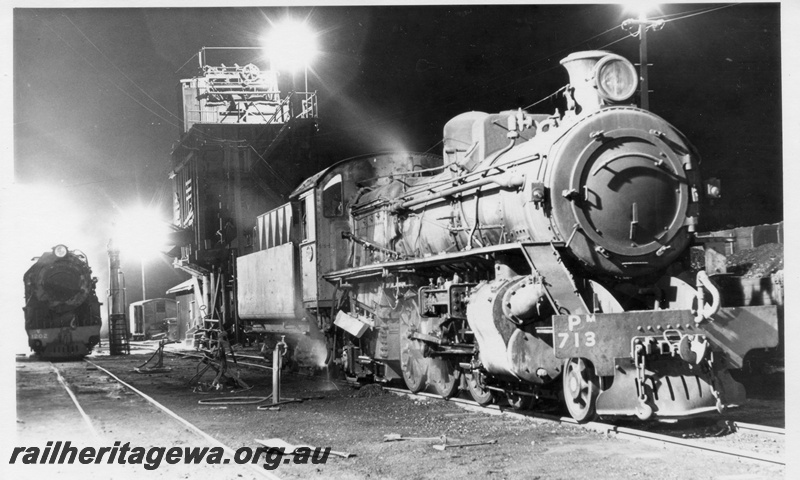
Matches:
[[46, 360, 281, 480], [49, 363, 100, 438], [106, 345, 786, 468], [382, 387, 785, 466], [724, 420, 786, 437]]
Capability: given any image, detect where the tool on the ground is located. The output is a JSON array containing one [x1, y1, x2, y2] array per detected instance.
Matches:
[[256, 399, 301, 409], [383, 433, 447, 443], [198, 396, 269, 405], [432, 439, 497, 451], [254, 394, 322, 409], [255, 438, 354, 458], [254, 392, 302, 409]]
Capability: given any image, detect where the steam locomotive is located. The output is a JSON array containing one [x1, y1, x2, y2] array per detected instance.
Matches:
[[233, 50, 779, 421], [23, 244, 102, 359]]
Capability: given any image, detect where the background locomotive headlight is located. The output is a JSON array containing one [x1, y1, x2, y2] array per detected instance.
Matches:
[[593, 54, 638, 102], [53, 244, 68, 258]]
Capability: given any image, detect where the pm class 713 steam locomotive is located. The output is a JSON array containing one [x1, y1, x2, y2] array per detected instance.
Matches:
[[232, 50, 780, 422], [23, 245, 102, 359]]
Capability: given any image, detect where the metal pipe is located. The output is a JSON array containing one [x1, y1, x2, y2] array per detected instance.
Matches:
[[398, 173, 524, 210], [141, 258, 147, 301], [107, 240, 124, 315], [107, 239, 129, 355], [639, 18, 649, 110], [203, 274, 212, 314], [230, 248, 240, 344], [272, 336, 287, 404]]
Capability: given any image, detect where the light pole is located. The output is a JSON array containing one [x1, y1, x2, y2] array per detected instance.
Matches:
[[304, 62, 309, 95], [141, 258, 147, 301], [115, 206, 169, 302], [622, 10, 664, 110], [263, 19, 317, 97]]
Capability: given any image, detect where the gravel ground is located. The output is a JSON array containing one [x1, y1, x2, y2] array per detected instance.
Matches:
[[725, 243, 783, 278], [13, 348, 786, 480]]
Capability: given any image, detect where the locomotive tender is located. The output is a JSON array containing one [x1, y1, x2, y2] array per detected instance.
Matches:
[[23, 245, 102, 359], [236, 50, 779, 421]]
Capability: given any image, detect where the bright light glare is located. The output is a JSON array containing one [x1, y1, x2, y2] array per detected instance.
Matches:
[[4, 184, 95, 255], [262, 19, 317, 72], [623, 1, 660, 19], [1, 183, 102, 354], [114, 206, 170, 260]]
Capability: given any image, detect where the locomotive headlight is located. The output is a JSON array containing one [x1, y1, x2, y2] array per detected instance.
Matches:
[[593, 54, 638, 103], [53, 244, 68, 258]]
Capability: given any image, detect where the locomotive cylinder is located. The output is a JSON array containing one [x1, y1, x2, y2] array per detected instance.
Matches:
[[467, 276, 561, 384]]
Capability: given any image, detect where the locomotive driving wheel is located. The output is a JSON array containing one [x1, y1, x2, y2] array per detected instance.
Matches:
[[466, 371, 495, 406], [428, 357, 460, 399], [563, 357, 599, 422], [399, 299, 428, 393]]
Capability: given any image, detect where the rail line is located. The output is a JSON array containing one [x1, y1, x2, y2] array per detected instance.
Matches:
[[136, 344, 337, 381], [725, 420, 785, 437], [120, 346, 786, 467], [49, 362, 100, 438], [47, 360, 281, 480], [382, 387, 785, 466]]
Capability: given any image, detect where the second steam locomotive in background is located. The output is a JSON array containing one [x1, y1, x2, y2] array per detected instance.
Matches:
[[177, 51, 779, 422], [23, 245, 102, 359]]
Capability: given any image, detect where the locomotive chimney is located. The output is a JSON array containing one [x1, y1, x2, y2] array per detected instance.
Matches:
[[560, 51, 605, 114], [560, 50, 638, 114]]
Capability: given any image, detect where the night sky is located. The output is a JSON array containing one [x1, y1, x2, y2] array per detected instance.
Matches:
[[2, 2, 793, 352]]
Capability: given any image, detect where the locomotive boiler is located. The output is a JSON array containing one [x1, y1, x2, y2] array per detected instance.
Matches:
[[236, 51, 779, 421], [23, 244, 102, 359]]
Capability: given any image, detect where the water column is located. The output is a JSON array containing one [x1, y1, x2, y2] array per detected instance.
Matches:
[[107, 239, 130, 355]]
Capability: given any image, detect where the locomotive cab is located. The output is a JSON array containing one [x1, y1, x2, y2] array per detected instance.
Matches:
[[235, 152, 442, 364]]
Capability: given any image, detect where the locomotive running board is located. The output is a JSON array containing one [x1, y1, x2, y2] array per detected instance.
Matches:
[[551, 305, 779, 377], [324, 242, 564, 283]]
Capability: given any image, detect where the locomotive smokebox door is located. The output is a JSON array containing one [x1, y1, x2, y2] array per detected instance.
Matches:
[[548, 109, 698, 277]]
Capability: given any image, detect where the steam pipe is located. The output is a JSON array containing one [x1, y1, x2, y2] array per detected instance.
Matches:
[[396, 173, 525, 211]]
